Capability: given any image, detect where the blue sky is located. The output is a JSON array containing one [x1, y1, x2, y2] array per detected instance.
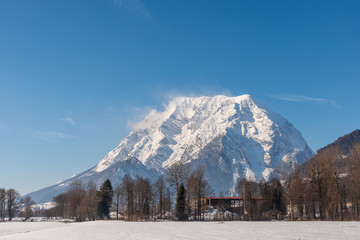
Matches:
[[1, 0, 359, 195]]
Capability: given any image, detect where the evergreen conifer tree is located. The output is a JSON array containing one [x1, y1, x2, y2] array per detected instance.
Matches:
[[176, 183, 187, 221], [97, 179, 114, 219]]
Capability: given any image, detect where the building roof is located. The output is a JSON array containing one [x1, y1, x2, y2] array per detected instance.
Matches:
[[203, 196, 264, 200]]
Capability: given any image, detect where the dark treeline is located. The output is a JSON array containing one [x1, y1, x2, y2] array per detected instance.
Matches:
[[3, 143, 360, 222], [118, 163, 214, 221], [44, 175, 172, 221], [44, 163, 214, 221], [42, 163, 285, 221]]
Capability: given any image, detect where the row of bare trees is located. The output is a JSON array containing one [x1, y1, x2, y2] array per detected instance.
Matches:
[[44, 163, 214, 221], [0, 188, 36, 221], [282, 143, 360, 221], [45, 175, 172, 221], [163, 163, 214, 220], [225, 144, 360, 221], [13, 142, 360, 222], [46, 180, 98, 220], [115, 174, 172, 221], [46, 179, 113, 221], [114, 163, 213, 221], [243, 143, 360, 221]]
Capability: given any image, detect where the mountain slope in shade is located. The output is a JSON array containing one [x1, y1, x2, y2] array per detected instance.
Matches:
[[28, 95, 314, 203], [318, 129, 360, 154]]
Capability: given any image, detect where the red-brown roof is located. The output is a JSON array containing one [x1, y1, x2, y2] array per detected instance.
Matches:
[[203, 196, 264, 200]]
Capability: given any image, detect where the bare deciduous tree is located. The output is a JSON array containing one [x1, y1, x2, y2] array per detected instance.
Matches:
[[113, 184, 122, 220], [186, 166, 213, 220], [21, 196, 35, 220], [65, 180, 86, 220], [135, 176, 152, 221], [6, 188, 20, 221], [76, 180, 98, 221], [154, 176, 166, 219], [165, 163, 190, 192], [76, 195, 97, 221], [278, 158, 298, 220], [121, 174, 135, 221], [52, 193, 68, 218], [322, 146, 345, 220], [348, 143, 360, 220], [0, 188, 6, 221], [237, 179, 262, 220], [307, 154, 327, 220]]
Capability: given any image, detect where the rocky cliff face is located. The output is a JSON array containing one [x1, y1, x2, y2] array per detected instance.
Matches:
[[28, 95, 314, 203]]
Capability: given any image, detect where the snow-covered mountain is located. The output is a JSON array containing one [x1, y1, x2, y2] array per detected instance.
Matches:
[[28, 95, 314, 203]]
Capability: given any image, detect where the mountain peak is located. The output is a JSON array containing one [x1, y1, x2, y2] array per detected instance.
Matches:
[[132, 94, 257, 132], [93, 94, 313, 191], [28, 95, 314, 203]]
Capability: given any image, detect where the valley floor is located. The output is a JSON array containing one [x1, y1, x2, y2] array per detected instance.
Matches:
[[0, 221, 359, 240]]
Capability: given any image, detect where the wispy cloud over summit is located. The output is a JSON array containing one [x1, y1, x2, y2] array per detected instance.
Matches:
[[33, 131, 77, 141], [268, 94, 341, 108], [62, 117, 76, 126]]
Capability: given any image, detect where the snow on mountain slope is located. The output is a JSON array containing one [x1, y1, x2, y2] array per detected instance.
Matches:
[[28, 95, 313, 203]]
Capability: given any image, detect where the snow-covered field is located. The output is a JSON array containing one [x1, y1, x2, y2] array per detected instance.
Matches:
[[1, 221, 359, 240]]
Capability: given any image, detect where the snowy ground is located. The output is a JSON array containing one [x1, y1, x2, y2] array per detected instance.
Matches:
[[1, 221, 359, 240]]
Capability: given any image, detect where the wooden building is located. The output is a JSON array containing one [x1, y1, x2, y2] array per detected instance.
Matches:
[[201, 196, 264, 216]]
